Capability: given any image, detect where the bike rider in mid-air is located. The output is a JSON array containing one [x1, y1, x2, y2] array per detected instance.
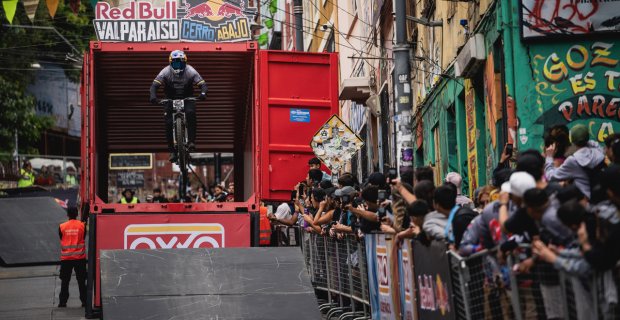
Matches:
[[150, 50, 207, 163]]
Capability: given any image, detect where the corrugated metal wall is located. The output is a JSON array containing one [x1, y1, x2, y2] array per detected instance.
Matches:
[[94, 51, 254, 153]]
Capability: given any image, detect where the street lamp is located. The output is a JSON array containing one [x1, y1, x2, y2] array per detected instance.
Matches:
[[405, 15, 443, 27]]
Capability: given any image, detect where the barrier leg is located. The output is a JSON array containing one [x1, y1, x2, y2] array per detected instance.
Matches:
[[507, 255, 524, 320]]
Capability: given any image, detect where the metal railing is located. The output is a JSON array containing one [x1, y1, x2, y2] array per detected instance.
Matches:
[[295, 228, 620, 320], [299, 230, 371, 320]]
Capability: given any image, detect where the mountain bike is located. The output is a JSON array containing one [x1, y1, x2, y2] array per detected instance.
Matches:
[[160, 97, 197, 201]]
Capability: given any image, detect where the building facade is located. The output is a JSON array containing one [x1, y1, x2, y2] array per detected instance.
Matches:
[[412, 0, 620, 196], [275, 0, 620, 193]]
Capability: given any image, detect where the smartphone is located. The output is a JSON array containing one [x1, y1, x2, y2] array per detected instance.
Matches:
[[505, 143, 513, 156], [378, 206, 386, 219], [388, 168, 398, 183], [378, 190, 387, 203], [298, 184, 305, 198]]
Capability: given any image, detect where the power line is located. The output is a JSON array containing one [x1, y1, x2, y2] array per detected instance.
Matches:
[[223, 0, 375, 43], [307, 0, 375, 69], [324, 0, 373, 28]]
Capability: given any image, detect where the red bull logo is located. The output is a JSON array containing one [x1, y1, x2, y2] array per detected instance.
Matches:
[[183, 2, 214, 19], [217, 2, 243, 18], [179, 0, 255, 42], [123, 223, 225, 249]]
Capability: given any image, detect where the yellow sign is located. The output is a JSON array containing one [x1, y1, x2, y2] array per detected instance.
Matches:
[[464, 80, 478, 196], [310, 115, 364, 171]]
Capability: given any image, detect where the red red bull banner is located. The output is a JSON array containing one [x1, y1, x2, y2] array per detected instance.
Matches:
[[93, 0, 257, 42]]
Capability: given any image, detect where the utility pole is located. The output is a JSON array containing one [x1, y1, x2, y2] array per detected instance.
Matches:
[[394, 0, 412, 114], [293, 0, 304, 51], [214, 153, 222, 184]]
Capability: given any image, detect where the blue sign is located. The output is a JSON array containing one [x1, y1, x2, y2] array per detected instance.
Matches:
[[290, 109, 311, 123]]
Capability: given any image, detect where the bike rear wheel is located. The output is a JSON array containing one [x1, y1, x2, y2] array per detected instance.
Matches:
[[175, 117, 188, 199]]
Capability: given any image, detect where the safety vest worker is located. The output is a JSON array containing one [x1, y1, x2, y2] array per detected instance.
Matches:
[[259, 206, 271, 246], [120, 197, 138, 204], [65, 171, 77, 187], [119, 189, 139, 204], [59, 218, 86, 260], [17, 161, 35, 188], [58, 207, 87, 308]]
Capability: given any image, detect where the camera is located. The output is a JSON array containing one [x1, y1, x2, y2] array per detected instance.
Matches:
[[322, 220, 338, 234], [341, 195, 351, 205]]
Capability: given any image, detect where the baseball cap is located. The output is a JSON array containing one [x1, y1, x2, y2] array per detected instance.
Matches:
[[445, 172, 463, 193], [335, 186, 356, 197], [368, 172, 386, 187], [324, 187, 337, 198], [602, 164, 620, 194], [501, 171, 536, 198], [570, 124, 589, 146], [492, 168, 513, 188]]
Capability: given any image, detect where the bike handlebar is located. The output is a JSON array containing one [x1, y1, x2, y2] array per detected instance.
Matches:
[[158, 97, 198, 105]]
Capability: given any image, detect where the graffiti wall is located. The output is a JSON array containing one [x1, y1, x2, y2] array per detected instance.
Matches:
[[521, 0, 620, 39], [464, 80, 479, 196], [528, 40, 620, 145]]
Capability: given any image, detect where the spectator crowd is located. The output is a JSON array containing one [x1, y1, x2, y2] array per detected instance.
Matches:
[[269, 124, 620, 319]]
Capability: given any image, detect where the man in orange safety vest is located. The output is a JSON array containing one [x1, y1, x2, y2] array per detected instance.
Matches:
[[58, 207, 87, 308]]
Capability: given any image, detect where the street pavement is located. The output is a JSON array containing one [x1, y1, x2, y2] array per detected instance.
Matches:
[[0, 265, 85, 320]]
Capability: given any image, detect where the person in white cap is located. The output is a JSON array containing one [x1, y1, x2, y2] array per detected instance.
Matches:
[[458, 171, 536, 257], [445, 172, 473, 207], [498, 172, 537, 229]]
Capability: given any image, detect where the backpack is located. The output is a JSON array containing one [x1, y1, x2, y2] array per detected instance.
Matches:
[[582, 161, 607, 204], [451, 206, 478, 247]]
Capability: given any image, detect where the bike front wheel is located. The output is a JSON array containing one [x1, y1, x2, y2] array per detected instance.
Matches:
[[175, 117, 187, 183]]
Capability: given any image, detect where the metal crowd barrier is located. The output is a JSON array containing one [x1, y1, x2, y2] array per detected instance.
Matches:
[[271, 224, 300, 246], [299, 230, 370, 320], [449, 249, 514, 320], [299, 229, 620, 320], [508, 246, 620, 320]]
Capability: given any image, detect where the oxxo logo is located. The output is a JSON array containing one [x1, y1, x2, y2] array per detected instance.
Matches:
[[123, 223, 225, 249], [376, 246, 390, 294]]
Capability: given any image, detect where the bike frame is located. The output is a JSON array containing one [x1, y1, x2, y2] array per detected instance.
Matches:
[[160, 97, 197, 202]]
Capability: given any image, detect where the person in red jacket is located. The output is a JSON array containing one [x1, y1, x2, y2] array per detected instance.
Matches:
[[58, 207, 87, 308]]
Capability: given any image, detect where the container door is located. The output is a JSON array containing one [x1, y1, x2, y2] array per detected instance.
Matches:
[[258, 51, 339, 202]]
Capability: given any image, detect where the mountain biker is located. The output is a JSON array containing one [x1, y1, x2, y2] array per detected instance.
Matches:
[[150, 50, 207, 163]]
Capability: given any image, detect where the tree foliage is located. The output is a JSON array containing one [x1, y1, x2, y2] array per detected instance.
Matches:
[[0, 0, 95, 153]]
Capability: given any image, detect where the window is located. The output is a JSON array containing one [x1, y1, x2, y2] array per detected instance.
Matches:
[[447, 1, 456, 20], [326, 31, 335, 52], [433, 127, 442, 185]]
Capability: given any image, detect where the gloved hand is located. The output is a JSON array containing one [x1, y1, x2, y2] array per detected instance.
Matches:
[[150, 97, 158, 105], [199, 92, 207, 101]]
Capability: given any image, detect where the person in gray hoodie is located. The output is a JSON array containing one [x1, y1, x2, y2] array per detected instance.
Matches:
[[544, 124, 606, 200], [422, 185, 456, 241]]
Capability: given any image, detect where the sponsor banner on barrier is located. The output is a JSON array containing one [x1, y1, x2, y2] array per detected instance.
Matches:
[[399, 240, 416, 320], [366, 233, 400, 320], [413, 240, 455, 320]]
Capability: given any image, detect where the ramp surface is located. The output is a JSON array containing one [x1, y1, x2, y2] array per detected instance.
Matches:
[[100, 247, 321, 320], [0, 197, 66, 265]]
